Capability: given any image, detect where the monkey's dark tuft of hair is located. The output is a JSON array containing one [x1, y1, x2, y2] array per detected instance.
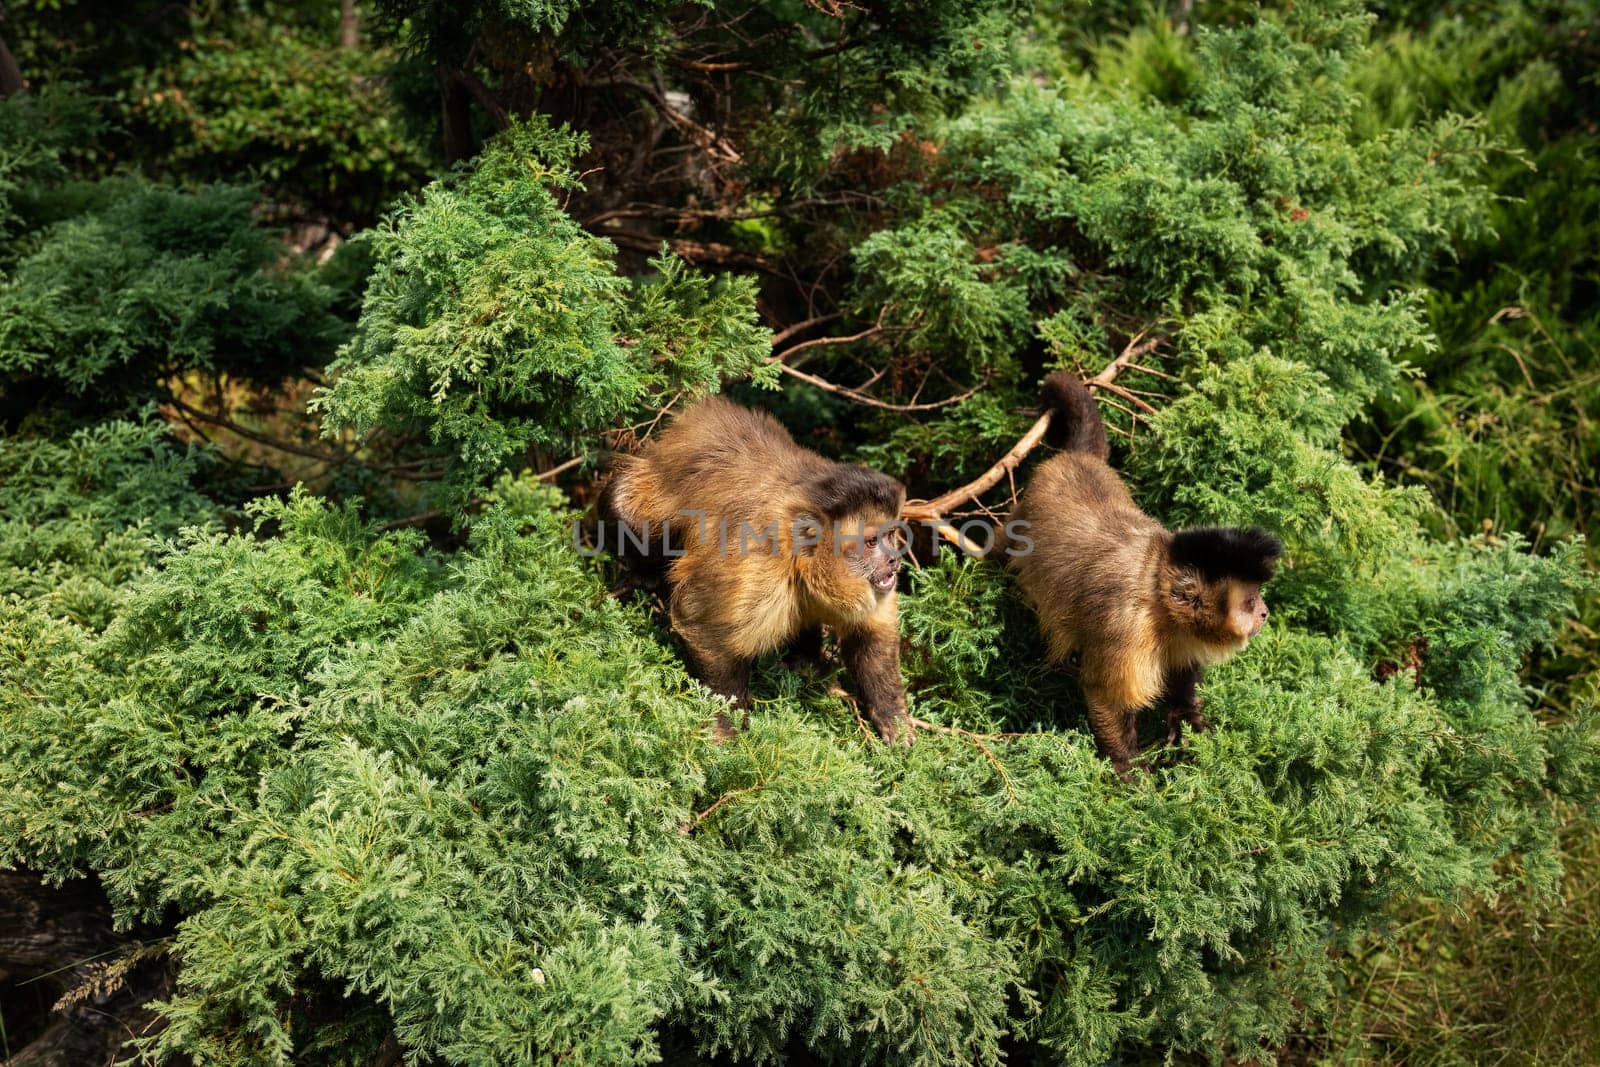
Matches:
[[1169, 527, 1284, 584], [809, 465, 904, 520], [1040, 372, 1110, 459]]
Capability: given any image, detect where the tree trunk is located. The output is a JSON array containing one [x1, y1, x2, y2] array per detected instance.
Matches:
[[0, 870, 173, 1064], [0, 26, 26, 97], [340, 0, 361, 50], [438, 66, 477, 163]]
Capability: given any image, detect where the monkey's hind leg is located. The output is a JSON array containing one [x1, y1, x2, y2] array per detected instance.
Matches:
[[839, 622, 914, 745], [781, 624, 826, 676], [1159, 665, 1210, 748], [1084, 693, 1141, 781], [682, 641, 752, 739], [669, 579, 754, 739]]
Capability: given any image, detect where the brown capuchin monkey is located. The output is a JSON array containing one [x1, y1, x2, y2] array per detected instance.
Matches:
[[602, 395, 914, 744], [1007, 372, 1282, 779]]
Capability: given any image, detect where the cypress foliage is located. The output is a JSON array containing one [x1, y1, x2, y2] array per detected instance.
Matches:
[[0, 0, 1595, 1063], [313, 119, 774, 498]]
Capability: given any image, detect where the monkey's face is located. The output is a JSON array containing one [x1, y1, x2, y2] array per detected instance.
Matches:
[[839, 518, 905, 596], [1228, 582, 1270, 643], [1169, 573, 1270, 652]]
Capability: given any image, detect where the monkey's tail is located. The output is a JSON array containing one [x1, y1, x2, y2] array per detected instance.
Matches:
[[1040, 371, 1109, 459]]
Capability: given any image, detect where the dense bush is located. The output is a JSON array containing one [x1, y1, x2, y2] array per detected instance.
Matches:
[[1, 0, 1596, 1063], [125, 20, 434, 222], [0, 181, 344, 403], [313, 119, 773, 498]]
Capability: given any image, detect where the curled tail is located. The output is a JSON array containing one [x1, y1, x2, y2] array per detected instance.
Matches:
[[1040, 371, 1109, 460]]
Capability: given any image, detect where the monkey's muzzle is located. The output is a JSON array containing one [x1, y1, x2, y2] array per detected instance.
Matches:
[[871, 564, 899, 593]]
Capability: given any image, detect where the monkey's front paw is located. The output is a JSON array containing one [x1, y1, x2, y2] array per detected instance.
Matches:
[[1165, 702, 1211, 746], [876, 715, 915, 746], [712, 711, 741, 741]]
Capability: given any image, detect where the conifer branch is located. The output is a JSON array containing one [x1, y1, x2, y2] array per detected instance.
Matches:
[[682, 780, 771, 832]]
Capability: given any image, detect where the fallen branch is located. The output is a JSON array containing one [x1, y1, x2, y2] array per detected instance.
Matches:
[[900, 332, 1162, 529]]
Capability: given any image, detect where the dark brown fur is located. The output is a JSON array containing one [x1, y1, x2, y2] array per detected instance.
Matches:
[[603, 395, 913, 743], [1008, 373, 1281, 778]]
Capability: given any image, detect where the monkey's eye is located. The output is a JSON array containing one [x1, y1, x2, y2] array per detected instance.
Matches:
[[864, 535, 879, 548]]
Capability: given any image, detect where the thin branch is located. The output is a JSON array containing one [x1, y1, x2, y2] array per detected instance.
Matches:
[[1096, 381, 1159, 414], [768, 311, 842, 349], [906, 716, 1016, 803], [681, 781, 769, 832], [454, 70, 509, 130], [163, 395, 349, 465], [778, 363, 986, 413], [900, 332, 1161, 530], [535, 454, 586, 481], [376, 456, 581, 532], [672, 57, 748, 73], [606, 231, 779, 274], [1125, 362, 1179, 382], [585, 196, 873, 228], [613, 75, 742, 165], [770, 306, 911, 365]]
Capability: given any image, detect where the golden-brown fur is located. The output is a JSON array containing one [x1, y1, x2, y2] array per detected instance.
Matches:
[[604, 395, 913, 743], [1007, 374, 1281, 777]]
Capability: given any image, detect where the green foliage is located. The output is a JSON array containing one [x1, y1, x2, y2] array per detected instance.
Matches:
[[1349, 1, 1600, 556], [125, 21, 434, 221], [0, 83, 105, 238], [1128, 354, 1427, 642], [1, 478, 1586, 1066], [368, 0, 1019, 179], [0, 179, 345, 414], [0, 418, 221, 628], [1309, 802, 1600, 1066], [314, 119, 773, 497], [1, 0, 1598, 1063]]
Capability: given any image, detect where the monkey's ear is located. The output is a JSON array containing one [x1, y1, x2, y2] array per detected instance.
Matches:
[[1169, 568, 1203, 604]]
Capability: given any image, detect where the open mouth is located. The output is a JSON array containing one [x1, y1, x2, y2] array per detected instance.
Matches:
[[872, 570, 898, 592]]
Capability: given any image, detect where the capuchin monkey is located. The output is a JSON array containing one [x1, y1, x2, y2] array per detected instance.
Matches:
[[1008, 372, 1282, 779], [602, 396, 914, 744]]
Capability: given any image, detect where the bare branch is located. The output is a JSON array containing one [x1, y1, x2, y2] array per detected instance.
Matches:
[[900, 332, 1163, 532], [606, 231, 779, 274], [777, 362, 985, 413], [162, 395, 349, 466], [770, 306, 910, 365], [454, 69, 509, 130], [585, 195, 874, 228], [768, 312, 842, 348], [614, 76, 742, 165]]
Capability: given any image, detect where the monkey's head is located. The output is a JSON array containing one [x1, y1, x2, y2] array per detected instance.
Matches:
[[796, 465, 907, 607], [1163, 527, 1284, 652]]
